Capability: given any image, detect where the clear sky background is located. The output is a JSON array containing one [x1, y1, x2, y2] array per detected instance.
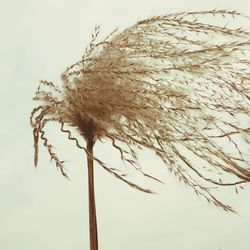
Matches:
[[1, 0, 250, 250]]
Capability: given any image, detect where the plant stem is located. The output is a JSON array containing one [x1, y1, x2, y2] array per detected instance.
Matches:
[[87, 138, 98, 250]]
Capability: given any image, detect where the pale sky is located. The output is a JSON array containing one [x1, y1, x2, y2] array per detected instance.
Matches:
[[1, 0, 250, 250]]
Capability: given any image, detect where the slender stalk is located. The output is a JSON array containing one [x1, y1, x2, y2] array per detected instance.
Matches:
[[87, 138, 98, 250]]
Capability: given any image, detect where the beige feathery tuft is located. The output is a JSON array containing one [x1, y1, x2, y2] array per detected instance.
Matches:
[[30, 10, 250, 212]]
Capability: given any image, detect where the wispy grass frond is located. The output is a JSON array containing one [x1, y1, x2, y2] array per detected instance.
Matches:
[[31, 9, 250, 212]]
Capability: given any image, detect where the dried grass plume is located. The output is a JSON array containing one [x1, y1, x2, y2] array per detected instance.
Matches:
[[30, 10, 250, 212]]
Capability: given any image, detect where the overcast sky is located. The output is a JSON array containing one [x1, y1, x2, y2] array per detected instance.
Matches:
[[1, 0, 250, 250]]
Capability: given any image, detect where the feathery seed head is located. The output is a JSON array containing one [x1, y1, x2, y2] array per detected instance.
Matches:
[[31, 9, 250, 212]]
